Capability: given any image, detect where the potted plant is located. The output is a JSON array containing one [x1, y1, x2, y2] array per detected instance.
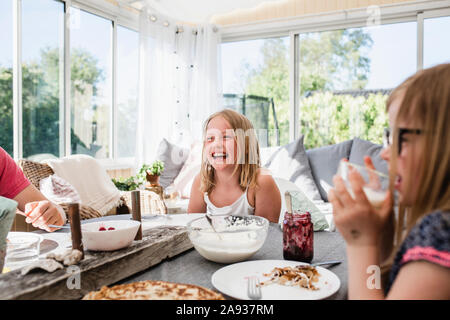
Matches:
[[139, 160, 164, 187], [111, 176, 139, 191]]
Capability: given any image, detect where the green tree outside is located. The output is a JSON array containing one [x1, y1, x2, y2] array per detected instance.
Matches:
[[299, 92, 388, 149], [0, 47, 102, 158], [240, 29, 389, 149]]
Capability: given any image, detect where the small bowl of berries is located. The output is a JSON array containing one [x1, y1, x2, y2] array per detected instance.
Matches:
[[81, 220, 141, 251]]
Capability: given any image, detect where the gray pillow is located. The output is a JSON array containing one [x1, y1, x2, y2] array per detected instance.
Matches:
[[264, 136, 322, 201], [306, 139, 353, 202], [348, 137, 388, 176], [155, 139, 189, 188]]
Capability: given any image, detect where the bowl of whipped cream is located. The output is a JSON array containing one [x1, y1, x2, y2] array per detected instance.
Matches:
[[186, 214, 269, 264]]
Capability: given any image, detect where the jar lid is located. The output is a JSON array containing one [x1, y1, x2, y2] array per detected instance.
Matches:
[[285, 211, 311, 220]]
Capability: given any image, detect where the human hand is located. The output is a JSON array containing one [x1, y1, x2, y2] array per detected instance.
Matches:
[[24, 201, 65, 232], [328, 159, 393, 246]]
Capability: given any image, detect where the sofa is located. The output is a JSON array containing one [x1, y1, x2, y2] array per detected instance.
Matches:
[[158, 136, 387, 199]]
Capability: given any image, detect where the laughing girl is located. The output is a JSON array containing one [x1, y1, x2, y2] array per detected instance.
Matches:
[[188, 109, 281, 223]]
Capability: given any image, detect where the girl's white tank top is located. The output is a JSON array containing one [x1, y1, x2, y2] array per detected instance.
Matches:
[[204, 189, 255, 216]]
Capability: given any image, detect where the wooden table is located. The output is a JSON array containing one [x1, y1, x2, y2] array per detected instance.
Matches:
[[118, 221, 348, 300], [0, 214, 348, 300], [0, 216, 194, 300]]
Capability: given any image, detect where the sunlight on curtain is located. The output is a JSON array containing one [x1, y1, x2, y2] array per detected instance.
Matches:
[[136, 9, 222, 168], [189, 24, 222, 142], [136, 9, 176, 168]]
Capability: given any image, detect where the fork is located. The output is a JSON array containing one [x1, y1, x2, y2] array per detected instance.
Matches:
[[247, 276, 262, 300]]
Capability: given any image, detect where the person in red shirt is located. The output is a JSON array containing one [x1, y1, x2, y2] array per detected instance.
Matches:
[[0, 147, 65, 232]]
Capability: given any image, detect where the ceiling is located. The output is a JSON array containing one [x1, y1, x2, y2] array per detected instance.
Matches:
[[122, 0, 286, 24]]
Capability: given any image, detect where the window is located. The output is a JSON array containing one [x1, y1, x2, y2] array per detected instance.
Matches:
[[221, 37, 289, 147], [116, 26, 139, 158], [297, 21, 417, 150], [22, 0, 64, 159], [0, 0, 13, 156], [4, 0, 138, 162], [424, 15, 450, 68], [70, 8, 112, 159]]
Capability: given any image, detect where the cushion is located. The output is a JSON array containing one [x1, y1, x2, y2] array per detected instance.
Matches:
[[155, 139, 189, 188], [348, 137, 388, 175], [274, 177, 329, 231], [290, 191, 330, 231], [264, 136, 322, 202], [259, 146, 278, 167], [18, 159, 104, 220], [306, 139, 353, 202], [171, 142, 202, 199], [39, 174, 81, 204], [44, 155, 121, 216]]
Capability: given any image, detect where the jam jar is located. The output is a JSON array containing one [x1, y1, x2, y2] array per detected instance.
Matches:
[[283, 212, 314, 263]]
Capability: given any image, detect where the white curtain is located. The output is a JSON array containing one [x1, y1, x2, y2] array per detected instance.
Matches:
[[136, 9, 222, 168], [188, 24, 223, 142]]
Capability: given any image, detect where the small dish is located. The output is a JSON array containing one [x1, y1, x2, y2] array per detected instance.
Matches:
[[81, 220, 141, 251]]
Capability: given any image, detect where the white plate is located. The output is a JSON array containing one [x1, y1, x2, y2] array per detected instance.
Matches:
[[211, 259, 340, 300]]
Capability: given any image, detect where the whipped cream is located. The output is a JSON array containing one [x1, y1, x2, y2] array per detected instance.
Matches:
[[190, 229, 264, 263]]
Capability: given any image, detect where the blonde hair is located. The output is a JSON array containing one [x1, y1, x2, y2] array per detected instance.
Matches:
[[200, 109, 261, 194], [383, 63, 450, 273]]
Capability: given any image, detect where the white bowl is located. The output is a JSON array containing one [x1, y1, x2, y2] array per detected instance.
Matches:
[[186, 215, 269, 264], [81, 220, 141, 251]]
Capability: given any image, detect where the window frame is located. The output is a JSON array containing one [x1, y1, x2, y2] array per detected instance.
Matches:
[[221, 0, 450, 142], [419, 7, 450, 70], [10, 0, 139, 169]]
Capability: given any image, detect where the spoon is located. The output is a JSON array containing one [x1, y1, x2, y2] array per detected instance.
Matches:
[[205, 214, 222, 240], [285, 191, 293, 214], [48, 224, 89, 232], [48, 224, 71, 229]]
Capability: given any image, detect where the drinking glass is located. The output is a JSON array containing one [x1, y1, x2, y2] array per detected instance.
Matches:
[[337, 161, 389, 209], [164, 186, 180, 208], [4, 232, 42, 270]]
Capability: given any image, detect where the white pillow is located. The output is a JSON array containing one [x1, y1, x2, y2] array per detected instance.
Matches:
[[171, 142, 203, 198], [264, 136, 322, 202], [259, 146, 279, 166]]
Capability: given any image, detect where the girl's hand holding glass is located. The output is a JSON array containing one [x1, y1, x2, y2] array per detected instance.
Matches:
[[328, 156, 393, 246]]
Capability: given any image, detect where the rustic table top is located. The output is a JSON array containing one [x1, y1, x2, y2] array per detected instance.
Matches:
[[118, 217, 348, 300], [2, 214, 348, 300]]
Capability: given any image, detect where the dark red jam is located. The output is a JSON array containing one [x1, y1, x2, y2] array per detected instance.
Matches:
[[283, 212, 314, 263]]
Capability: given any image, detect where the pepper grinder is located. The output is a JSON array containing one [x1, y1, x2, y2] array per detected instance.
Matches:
[[68, 203, 84, 260], [131, 190, 143, 240]]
